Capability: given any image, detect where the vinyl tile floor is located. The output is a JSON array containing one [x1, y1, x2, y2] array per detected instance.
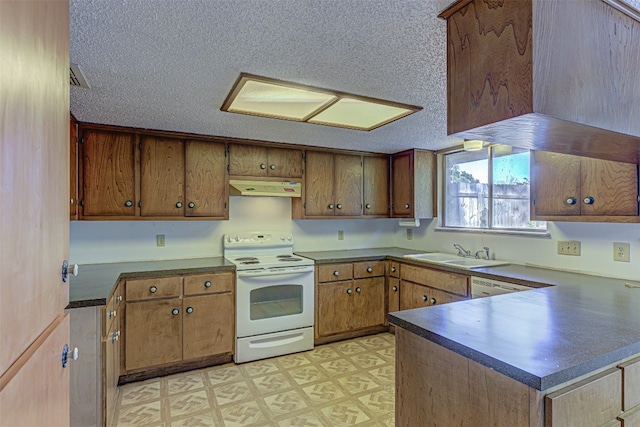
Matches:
[[114, 333, 396, 427]]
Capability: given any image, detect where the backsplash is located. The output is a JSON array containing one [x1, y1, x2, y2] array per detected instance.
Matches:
[[70, 197, 639, 280]]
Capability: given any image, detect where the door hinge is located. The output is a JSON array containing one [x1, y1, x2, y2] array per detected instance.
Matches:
[[139, 142, 142, 150], [532, 198, 536, 206], [80, 199, 84, 206], [303, 202, 306, 209], [227, 164, 230, 172], [78, 137, 84, 144], [138, 200, 142, 208], [224, 202, 227, 209], [637, 195, 640, 203]]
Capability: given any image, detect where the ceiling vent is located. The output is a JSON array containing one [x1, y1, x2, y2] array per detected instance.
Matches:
[[70, 63, 90, 89]]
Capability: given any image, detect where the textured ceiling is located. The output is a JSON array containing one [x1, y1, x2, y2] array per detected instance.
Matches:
[[70, 0, 462, 154]]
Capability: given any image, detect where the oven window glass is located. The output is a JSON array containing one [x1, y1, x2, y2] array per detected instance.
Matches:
[[250, 284, 303, 320]]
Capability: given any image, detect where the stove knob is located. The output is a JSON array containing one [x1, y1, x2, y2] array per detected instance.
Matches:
[[286, 234, 293, 241], [234, 235, 240, 242], [280, 234, 286, 241]]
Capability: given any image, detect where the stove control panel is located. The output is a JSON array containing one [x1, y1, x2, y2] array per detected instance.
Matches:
[[224, 231, 294, 247]]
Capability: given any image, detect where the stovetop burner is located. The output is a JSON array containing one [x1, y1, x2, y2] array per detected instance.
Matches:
[[279, 258, 301, 262], [235, 257, 259, 262], [277, 255, 295, 258], [241, 260, 260, 265]]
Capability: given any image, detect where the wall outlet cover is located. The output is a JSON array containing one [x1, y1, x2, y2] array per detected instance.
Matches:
[[338, 230, 344, 240], [156, 234, 165, 247], [613, 242, 630, 262]]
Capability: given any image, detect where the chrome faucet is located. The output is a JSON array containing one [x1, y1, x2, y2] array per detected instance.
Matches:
[[453, 243, 471, 257], [475, 246, 490, 260]]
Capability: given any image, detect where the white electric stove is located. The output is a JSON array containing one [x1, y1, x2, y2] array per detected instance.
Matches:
[[224, 231, 315, 363]]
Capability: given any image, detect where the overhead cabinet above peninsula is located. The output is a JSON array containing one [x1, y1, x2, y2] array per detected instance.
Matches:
[[439, 0, 640, 163]]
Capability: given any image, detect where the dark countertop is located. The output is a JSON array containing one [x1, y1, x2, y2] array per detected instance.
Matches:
[[68, 257, 234, 308], [296, 247, 418, 263], [297, 247, 640, 391]]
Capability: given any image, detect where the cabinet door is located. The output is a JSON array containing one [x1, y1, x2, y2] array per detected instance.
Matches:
[[363, 156, 389, 216], [580, 157, 638, 216], [352, 277, 385, 330], [183, 293, 234, 360], [185, 140, 228, 218], [70, 117, 78, 219], [334, 153, 363, 216], [531, 151, 582, 216], [305, 151, 335, 216], [125, 299, 182, 371], [82, 129, 136, 216], [317, 281, 353, 336], [388, 278, 400, 313], [399, 281, 430, 311], [141, 136, 185, 216], [268, 147, 303, 178], [104, 322, 120, 427], [228, 143, 268, 177], [391, 151, 414, 217]]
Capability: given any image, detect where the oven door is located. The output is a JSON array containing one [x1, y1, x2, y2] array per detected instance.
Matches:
[[236, 266, 315, 338]]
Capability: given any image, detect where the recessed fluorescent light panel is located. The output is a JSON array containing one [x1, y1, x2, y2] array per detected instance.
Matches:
[[221, 73, 421, 131]]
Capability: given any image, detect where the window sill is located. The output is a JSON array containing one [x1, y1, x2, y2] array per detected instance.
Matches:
[[434, 227, 550, 238]]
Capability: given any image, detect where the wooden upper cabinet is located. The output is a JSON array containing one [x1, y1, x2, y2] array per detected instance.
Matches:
[[185, 140, 228, 218], [81, 129, 136, 217], [334, 153, 363, 216], [438, 0, 640, 163], [228, 143, 302, 178], [70, 116, 78, 219], [363, 156, 389, 216], [531, 151, 639, 219], [391, 149, 436, 219], [304, 151, 336, 217], [140, 136, 185, 216]]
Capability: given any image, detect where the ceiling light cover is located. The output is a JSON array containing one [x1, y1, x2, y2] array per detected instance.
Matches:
[[221, 73, 421, 131], [463, 140, 484, 151]]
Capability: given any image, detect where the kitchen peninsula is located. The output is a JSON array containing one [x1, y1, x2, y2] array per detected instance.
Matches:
[[389, 264, 640, 426]]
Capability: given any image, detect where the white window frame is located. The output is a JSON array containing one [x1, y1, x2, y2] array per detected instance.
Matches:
[[437, 146, 547, 235]]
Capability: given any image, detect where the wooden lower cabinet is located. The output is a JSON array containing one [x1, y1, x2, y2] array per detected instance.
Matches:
[[125, 298, 183, 371], [316, 262, 385, 340], [182, 293, 234, 360], [123, 272, 235, 375], [388, 277, 400, 313]]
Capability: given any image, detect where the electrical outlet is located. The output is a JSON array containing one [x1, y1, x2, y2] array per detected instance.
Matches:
[[406, 229, 413, 240], [156, 234, 165, 247], [613, 242, 630, 262], [557, 240, 581, 256], [338, 230, 344, 240]]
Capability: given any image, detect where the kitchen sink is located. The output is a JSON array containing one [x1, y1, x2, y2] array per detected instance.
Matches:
[[403, 252, 510, 269]]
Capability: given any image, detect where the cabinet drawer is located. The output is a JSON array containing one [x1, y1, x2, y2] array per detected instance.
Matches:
[[401, 264, 469, 296], [318, 264, 353, 283], [545, 368, 621, 427], [353, 261, 385, 278], [184, 272, 233, 296], [125, 276, 182, 301], [619, 356, 640, 410]]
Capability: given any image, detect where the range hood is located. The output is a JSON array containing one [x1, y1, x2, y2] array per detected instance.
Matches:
[[229, 180, 301, 197]]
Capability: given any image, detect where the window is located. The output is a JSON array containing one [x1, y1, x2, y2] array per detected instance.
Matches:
[[443, 145, 546, 231]]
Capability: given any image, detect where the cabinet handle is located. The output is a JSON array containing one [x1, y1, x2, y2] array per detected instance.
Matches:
[[366, 266, 373, 273], [422, 295, 428, 302], [431, 297, 437, 305], [365, 204, 371, 209], [328, 204, 334, 209], [260, 163, 266, 170], [391, 266, 396, 273], [124, 200, 133, 207], [405, 204, 411, 209], [176, 201, 183, 208], [204, 280, 212, 288], [393, 286, 398, 292], [269, 164, 276, 170], [188, 202, 195, 208], [583, 196, 595, 205], [149, 286, 158, 293], [336, 204, 342, 209], [355, 287, 361, 293], [346, 288, 352, 294], [333, 270, 339, 276], [186, 306, 194, 314], [171, 308, 180, 315], [566, 197, 577, 205]]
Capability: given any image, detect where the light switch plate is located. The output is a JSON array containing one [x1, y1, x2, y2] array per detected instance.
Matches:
[[156, 234, 165, 247], [613, 242, 630, 262], [557, 240, 581, 256]]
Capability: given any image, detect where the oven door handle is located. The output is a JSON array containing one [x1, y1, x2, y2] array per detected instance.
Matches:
[[237, 267, 315, 278]]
